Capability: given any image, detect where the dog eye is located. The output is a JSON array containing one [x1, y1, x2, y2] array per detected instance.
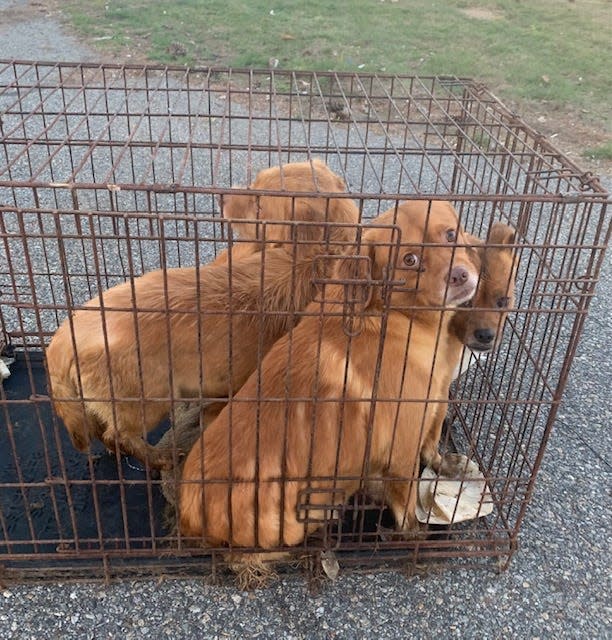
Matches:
[[403, 253, 420, 269], [496, 296, 510, 308], [446, 229, 457, 242]]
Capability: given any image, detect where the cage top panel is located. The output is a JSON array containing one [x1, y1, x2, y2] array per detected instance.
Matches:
[[0, 61, 608, 200]]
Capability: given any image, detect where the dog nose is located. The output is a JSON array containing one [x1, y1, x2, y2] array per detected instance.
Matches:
[[474, 328, 495, 344], [449, 266, 469, 286]]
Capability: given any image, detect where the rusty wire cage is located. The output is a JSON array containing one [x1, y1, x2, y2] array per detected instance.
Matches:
[[0, 61, 609, 583]]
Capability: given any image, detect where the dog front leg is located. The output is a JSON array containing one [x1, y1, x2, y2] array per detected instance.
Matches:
[[382, 475, 425, 540], [419, 403, 446, 474], [102, 426, 173, 470]]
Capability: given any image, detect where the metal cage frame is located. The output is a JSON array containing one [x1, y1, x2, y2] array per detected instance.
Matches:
[[0, 61, 609, 584]]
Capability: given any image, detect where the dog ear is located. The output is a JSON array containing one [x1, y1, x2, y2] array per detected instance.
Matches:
[[334, 175, 347, 191], [310, 158, 347, 191], [281, 199, 357, 258], [328, 198, 360, 248], [463, 233, 484, 274], [486, 222, 519, 286], [487, 222, 518, 273], [220, 191, 264, 242], [465, 233, 484, 247], [488, 222, 516, 247], [218, 190, 253, 220]]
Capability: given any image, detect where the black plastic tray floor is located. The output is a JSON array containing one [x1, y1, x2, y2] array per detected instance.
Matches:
[[0, 352, 168, 556]]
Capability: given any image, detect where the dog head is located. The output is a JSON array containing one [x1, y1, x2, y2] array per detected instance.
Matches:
[[219, 159, 359, 258], [335, 200, 480, 314], [450, 222, 518, 352]]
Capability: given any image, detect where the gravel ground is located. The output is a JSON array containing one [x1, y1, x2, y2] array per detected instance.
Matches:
[[0, 2, 611, 639], [0, 0, 95, 62]]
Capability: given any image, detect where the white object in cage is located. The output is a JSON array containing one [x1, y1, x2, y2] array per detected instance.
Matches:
[[452, 349, 487, 381], [416, 454, 493, 524]]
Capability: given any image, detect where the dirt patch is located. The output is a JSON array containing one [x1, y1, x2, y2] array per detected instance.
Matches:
[[459, 8, 504, 21], [500, 97, 612, 178]]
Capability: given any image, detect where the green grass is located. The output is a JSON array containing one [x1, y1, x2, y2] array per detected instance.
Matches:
[[60, 0, 611, 124], [583, 142, 612, 161]]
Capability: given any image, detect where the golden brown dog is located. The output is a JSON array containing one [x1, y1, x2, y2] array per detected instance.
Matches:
[[212, 159, 358, 265], [419, 222, 518, 475], [179, 200, 480, 548], [159, 226, 517, 502], [46, 162, 360, 469]]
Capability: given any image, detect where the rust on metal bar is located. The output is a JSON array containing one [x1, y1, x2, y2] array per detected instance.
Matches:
[[0, 61, 609, 584]]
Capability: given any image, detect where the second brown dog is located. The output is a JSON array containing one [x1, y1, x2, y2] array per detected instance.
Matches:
[[419, 221, 518, 475]]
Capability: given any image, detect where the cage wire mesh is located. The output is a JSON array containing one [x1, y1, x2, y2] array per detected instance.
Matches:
[[0, 61, 609, 583]]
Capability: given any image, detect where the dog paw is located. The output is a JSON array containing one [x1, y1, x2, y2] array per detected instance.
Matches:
[[399, 522, 428, 541], [150, 453, 175, 471], [376, 525, 396, 542], [438, 453, 469, 478], [377, 521, 428, 542]]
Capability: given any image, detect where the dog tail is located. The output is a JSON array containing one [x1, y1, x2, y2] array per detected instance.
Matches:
[[46, 329, 96, 452]]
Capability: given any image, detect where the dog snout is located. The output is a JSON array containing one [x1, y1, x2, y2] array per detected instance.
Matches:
[[473, 327, 495, 345], [444, 262, 478, 306], [448, 265, 469, 287]]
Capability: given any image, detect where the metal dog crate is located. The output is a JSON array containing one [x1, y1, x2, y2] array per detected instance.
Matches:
[[0, 61, 609, 583]]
